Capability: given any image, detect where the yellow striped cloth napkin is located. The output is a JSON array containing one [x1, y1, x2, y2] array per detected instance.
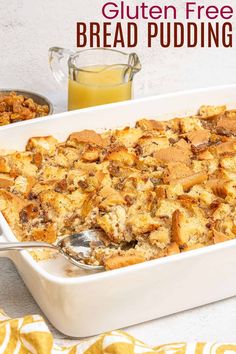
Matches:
[[0, 309, 235, 353]]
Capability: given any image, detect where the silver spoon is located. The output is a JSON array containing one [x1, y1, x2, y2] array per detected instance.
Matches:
[[0, 230, 105, 271]]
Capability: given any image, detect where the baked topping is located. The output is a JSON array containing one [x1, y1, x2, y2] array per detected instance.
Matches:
[[0, 91, 49, 125], [0, 104, 236, 270]]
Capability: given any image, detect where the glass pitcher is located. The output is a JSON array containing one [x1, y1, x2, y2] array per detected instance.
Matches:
[[49, 47, 141, 110]]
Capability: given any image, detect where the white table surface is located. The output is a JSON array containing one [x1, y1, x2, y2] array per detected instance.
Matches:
[[1, 252, 236, 347]]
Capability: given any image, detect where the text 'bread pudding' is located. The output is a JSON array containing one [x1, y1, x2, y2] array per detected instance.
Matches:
[[0, 104, 236, 270]]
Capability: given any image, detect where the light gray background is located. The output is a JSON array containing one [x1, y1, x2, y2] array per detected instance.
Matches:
[[1, 0, 236, 346], [1, 0, 236, 111]]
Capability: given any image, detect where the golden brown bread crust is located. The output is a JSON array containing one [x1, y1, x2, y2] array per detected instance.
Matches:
[[67, 129, 107, 147], [154, 146, 192, 164], [136, 119, 164, 131], [214, 140, 236, 155], [199, 105, 226, 120], [31, 224, 57, 243], [105, 254, 145, 270], [0, 157, 10, 173], [171, 172, 208, 192], [171, 210, 188, 246], [0, 174, 14, 188], [166, 242, 180, 255], [216, 116, 236, 136], [187, 129, 210, 144], [26, 136, 58, 155], [162, 163, 192, 183], [207, 179, 228, 199], [105, 146, 137, 166], [197, 150, 214, 160], [0, 104, 236, 269]]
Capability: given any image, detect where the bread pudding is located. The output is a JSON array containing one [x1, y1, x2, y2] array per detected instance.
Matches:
[[0, 104, 236, 270], [0, 91, 49, 125]]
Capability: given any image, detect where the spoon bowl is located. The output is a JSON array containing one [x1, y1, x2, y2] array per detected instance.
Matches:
[[0, 229, 106, 272], [57, 230, 105, 271]]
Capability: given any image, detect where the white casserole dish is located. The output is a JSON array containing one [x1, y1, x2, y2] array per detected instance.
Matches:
[[1, 85, 236, 337]]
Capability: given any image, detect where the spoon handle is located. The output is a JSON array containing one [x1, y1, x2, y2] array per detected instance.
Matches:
[[0, 242, 57, 251]]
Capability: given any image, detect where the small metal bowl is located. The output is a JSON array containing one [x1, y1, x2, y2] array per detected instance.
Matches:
[[0, 89, 53, 115]]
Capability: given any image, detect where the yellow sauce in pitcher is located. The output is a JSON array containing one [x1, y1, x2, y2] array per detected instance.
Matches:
[[68, 65, 132, 110]]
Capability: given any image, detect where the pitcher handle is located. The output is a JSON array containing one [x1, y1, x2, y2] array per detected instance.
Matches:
[[49, 47, 74, 86]]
